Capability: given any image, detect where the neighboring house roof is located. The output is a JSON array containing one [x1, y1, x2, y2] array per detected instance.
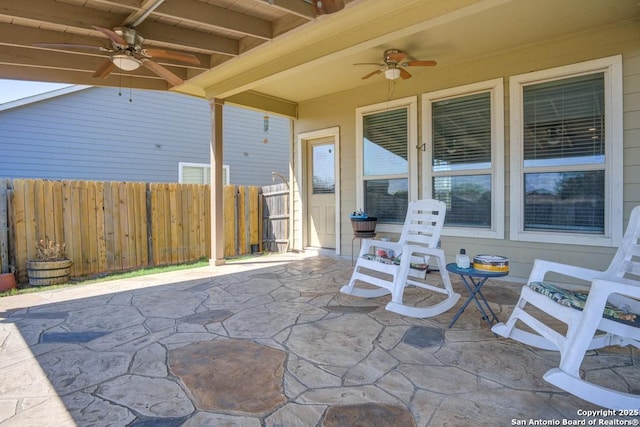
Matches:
[[0, 86, 290, 186], [0, 85, 90, 112]]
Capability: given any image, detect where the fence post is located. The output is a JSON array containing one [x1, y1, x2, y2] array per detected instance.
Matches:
[[0, 179, 9, 274], [146, 183, 153, 266]]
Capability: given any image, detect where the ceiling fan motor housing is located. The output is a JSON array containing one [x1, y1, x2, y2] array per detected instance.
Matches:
[[114, 27, 144, 51]]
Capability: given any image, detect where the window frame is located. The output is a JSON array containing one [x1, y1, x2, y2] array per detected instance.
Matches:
[[178, 162, 229, 185], [355, 96, 418, 233], [421, 78, 505, 239], [509, 55, 623, 247]]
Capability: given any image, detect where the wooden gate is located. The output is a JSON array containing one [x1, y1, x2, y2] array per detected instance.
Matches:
[[262, 183, 289, 253]]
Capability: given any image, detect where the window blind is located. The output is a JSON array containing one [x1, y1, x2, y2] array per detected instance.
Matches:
[[523, 73, 604, 166], [182, 166, 206, 184], [522, 73, 605, 233], [432, 92, 491, 172], [363, 108, 408, 176]]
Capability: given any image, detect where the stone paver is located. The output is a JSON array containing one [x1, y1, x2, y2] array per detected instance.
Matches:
[[0, 252, 636, 426]]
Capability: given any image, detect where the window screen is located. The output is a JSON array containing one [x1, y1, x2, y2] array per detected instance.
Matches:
[[522, 73, 605, 233], [431, 92, 492, 228], [523, 73, 605, 167], [363, 108, 408, 176], [432, 92, 491, 172], [362, 107, 409, 222]]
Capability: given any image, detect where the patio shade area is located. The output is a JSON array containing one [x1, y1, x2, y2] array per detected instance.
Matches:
[[0, 253, 637, 425]]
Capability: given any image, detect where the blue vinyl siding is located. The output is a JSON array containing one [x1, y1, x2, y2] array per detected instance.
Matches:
[[0, 87, 289, 185]]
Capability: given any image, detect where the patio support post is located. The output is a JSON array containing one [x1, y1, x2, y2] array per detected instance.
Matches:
[[209, 98, 225, 266]]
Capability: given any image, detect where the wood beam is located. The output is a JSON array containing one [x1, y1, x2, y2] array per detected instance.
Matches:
[[0, 65, 171, 90], [0, 0, 124, 32], [154, 0, 273, 40], [261, 0, 315, 19], [134, 21, 239, 56], [225, 91, 297, 119], [90, 0, 275, 39], [0, 45, 189, 81]]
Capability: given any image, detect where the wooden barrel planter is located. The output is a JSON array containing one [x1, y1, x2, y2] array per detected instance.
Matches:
[[26, 259, 73, 286], [350, 217, 377, 237]]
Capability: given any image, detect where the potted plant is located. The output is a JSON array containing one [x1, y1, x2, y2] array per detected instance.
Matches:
[[0, 269, 17, 292], [26, 239, 73, 286], [350, 209, 377, 236]]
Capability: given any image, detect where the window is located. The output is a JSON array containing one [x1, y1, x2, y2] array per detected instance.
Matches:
[[312, 144, 335, 194], [179, 162, 229, 185], [422, 79, 504, 239], [356, 97, 418, 231], [509, 56, 623, 246]]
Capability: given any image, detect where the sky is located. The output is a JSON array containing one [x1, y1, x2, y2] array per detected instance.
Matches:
[[0, 79, 73, 104]]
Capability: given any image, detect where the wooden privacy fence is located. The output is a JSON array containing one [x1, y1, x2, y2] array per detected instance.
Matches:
[[0, 179, 277, 284], [262, 183, 290, 253]]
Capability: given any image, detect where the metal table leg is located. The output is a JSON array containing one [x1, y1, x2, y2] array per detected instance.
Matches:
[[448, 274, 499, 328]]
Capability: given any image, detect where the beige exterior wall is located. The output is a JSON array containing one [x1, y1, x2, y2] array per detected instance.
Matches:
[[293, 20, 640, 280]]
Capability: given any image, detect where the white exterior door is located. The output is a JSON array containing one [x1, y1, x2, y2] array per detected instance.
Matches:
[[307, 138, 336, 248]]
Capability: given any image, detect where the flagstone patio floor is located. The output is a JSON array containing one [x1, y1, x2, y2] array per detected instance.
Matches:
[[0, 252, 637, 426]]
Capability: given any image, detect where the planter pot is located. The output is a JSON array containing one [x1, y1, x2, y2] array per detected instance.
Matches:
[[26, 259, 73, 286], [350, 217, 377, 235], [0, 273, 17, 292]]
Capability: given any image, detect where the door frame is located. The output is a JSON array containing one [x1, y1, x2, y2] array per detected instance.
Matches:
[[295, 127, 341, 255]]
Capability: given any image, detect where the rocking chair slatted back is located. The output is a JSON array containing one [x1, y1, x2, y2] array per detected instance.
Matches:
[[399, 202, 445, 249]]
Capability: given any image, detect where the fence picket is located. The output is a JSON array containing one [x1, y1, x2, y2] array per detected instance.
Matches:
[[0, 179, 9, 274], [96, 181, 107, 273]]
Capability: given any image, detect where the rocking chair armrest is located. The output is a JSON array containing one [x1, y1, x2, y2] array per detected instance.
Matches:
[[591, 278, 640, 313], [528, 259, 603, 286], [399, 244, 444, 261], [358, 239, 401, 255]]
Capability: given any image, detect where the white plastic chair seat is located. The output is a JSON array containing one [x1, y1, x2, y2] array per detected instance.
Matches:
[[492, 205, 640, 409], [340, 199, 460, 318]]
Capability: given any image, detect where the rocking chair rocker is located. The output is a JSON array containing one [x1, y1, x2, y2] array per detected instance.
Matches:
[[340, 199, 460, 318], [492, 206, 640, 409]]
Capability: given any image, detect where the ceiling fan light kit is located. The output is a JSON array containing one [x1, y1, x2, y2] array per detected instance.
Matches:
[[384, 68, 401, 80], [356, 48, 437, 81], [111, 54, 142, 71]]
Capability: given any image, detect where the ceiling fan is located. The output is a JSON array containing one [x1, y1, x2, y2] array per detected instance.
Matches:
[[355, 49, 437, 80], [34, 26, 200, 87]]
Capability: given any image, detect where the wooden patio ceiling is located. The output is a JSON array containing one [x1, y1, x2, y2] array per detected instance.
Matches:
[[0, 0, 348, 93]]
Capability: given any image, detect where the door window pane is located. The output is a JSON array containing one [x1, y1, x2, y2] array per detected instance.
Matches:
[[312, 144, 335, 194]]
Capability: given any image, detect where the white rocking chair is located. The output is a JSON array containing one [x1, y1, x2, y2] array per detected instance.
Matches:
[[340, 199, 460, 318], [492, 206, 640, 409]]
